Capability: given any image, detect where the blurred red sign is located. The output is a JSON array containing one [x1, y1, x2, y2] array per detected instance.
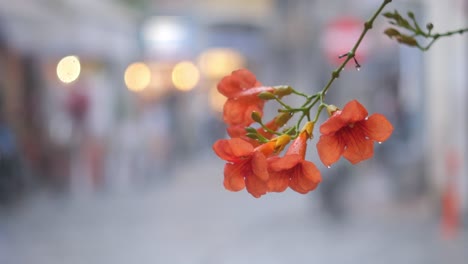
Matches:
[[322, 17, 370, 66]]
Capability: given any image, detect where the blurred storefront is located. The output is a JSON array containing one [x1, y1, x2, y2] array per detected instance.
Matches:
[[0, 0, 139, 193]]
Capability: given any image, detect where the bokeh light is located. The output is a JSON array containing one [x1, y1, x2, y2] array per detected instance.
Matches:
[[124, 62, 151, 92], [56, 55, 81, 83], [197, 48, 245, 79], [142, 16, 188, 53], [209, 84, 226, 113], [139, 62, 173, 100], [171, 61, 200, 91]]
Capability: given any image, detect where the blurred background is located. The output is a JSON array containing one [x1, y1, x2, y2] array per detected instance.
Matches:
[[0, 0, 467, 263]]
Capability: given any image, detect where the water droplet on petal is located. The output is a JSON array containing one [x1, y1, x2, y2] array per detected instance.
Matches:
[[378, 142, 382, 144], [356, 66, 361, 71], [327, 166, 331, 169]]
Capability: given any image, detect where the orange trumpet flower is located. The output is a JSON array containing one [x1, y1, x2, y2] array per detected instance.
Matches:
[[316, 100, 393, 167], [217, 69, 273, 127]]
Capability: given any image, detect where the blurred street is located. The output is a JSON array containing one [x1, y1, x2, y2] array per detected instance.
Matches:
[[0, 0, 467, 263], [1, 154, 466, 264]]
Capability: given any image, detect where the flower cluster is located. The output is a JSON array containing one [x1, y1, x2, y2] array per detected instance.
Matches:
[[213, 69, 393, 198]]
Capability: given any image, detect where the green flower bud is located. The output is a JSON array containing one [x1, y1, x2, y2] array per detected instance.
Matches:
[[245, 127, 257, 134], [273, 86, 293, 97], [246, 133, 259, 140], [257, 92, 276, 100], [384, 28, 401, 39], [251, 111, 262, 123], [426, 23, 434, 31], [397, 34, 418, 47], [274, 112, 293, 127]]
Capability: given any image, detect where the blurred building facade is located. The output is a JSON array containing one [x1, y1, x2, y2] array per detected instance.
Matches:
[[0, 0, 466, 224]]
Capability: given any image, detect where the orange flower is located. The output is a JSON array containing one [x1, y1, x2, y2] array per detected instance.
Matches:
[[316, 100, 394, 167], [267, 129, 322, 194], [213, 138, 277, 198], [218, 69, 273, 126]]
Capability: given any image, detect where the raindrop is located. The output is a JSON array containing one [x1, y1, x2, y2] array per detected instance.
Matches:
[[378, 142, 382, 144], [327, 166, 331, 169], [356, 66, 361, 71]]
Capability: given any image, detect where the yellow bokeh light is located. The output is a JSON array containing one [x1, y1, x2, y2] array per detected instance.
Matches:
[[171, 61, 200, 91], [198, 48, 245, 79], [209, 84, 227, 113], [124, 62, 151, 92], [56, 55, 81, 83]]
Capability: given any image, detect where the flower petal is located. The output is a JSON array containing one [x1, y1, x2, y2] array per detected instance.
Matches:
[[212, 140, 234, 161], [267, 171, 289, 192], [223, 98, 264, 126], [212, 138, 253, 162], [245, 173, 268, 198], [217, 75, 239, 98], [223, 163, 246, 191], [289, 161, 321, 194], [228, 138, 255, 157], [316, 134, 345, 167], [226, 125, 246, 138], [217, 69, 259, 98], [342, 128, 374, 164], [268, 154, 302, 171], [251, 151, 269, 181], [285, 132, 307, 157], [340, 100, 368, 123], [223, 99, 248, 126], [319, 111, 347, 135], [301, 160, 322, 184], [361, 113, 394, 142], [233, 69, 259, 89]]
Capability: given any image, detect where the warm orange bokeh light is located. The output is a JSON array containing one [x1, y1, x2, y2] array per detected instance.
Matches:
[[56, 55, 81, 83], [198, 48, 245, 79], [124, 62, 151, 92], [209, 84, 227, 113], [171, 61, 200, 91]]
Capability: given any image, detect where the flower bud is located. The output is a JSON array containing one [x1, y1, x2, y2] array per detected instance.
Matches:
[[426, 23, 434, 31], [274, 112, 293, 127], [251, 111, 262, 123], [246, 133, 259, 140], [396, 34, 418, 47], [301, 121, 315, 139], [257, 92, 276, 100], [384, 28, 401, 39], [245, 127, 257, 134], [272, 134, 291, 153], [273, 86, 293, 97], [326, 105, 339, 116]]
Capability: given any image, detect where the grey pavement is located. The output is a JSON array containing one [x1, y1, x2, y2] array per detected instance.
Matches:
[[1, 154, 467, 264]]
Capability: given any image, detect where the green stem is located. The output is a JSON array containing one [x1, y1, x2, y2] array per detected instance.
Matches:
[[265, 0, 393, 141], [321, 0, 392, 97], [313, 104, 327, 123], [291, 88, 311, 98], [419, 28, 468, 51], [259, 122, 283, 136], [274, 97, 291, 110]]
